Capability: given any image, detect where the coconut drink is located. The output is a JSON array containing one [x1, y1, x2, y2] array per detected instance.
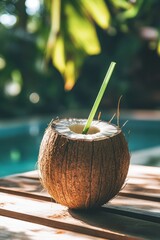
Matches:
[[38, 62, 130, 209]]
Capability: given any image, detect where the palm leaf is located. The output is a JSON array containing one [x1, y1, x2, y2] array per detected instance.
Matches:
[[80, 0, 110, 29], [45, 0, 110, 90], [65, 3, 101, 55]]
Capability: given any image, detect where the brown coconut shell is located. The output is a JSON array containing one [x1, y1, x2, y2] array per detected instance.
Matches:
[[38, 118, 130, 209]]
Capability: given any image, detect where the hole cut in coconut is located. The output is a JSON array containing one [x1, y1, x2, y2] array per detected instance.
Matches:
[[53, 119, 119, 140], [69, 124, 100, 135]]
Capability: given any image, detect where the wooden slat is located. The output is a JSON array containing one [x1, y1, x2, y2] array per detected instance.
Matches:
[[0, 192, 159, 239], [128, 165, 160, 177], [0, 187, 50, 202], [119, 191, 160, 202], [104, 204, 160, 223], [0, 216, 104, 240]]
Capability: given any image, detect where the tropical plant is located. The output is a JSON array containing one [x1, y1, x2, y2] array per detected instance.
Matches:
[[45, 0, 110, 90], [44, 0, 146, 90], [1, 0, 160, 119]]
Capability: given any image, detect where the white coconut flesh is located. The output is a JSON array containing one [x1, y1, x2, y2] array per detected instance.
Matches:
[[54, 119, 119, 140]]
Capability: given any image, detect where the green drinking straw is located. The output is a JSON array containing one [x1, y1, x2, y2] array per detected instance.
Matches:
[[82, 62, 116, 134]]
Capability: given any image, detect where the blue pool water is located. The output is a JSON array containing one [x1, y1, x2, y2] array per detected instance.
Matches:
[[0, 117, 160, 177]]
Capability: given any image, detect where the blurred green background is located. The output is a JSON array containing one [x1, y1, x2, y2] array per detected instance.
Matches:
[[0, 0, 160, 119]]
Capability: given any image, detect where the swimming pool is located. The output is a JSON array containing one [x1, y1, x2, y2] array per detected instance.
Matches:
[[0, 116, 160, 177]]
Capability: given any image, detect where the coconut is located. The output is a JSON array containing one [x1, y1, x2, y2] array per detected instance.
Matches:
[[38, 118, 130, 209]]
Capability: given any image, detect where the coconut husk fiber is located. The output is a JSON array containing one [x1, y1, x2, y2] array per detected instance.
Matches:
[[38, 118, 130, 209]]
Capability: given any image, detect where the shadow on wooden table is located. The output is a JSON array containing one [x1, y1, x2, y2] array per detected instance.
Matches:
[[0, 226, 31, 240], [69, 207, 160, 240]]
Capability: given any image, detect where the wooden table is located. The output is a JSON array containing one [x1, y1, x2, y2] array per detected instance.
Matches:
[[0, 165, 159, 240]]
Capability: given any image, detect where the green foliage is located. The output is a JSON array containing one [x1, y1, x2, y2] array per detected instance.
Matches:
[[0, 0, 65, 118], [45, 0, 110, 90], [45, 0, 160, 92], [0, 0, 160, 119]]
